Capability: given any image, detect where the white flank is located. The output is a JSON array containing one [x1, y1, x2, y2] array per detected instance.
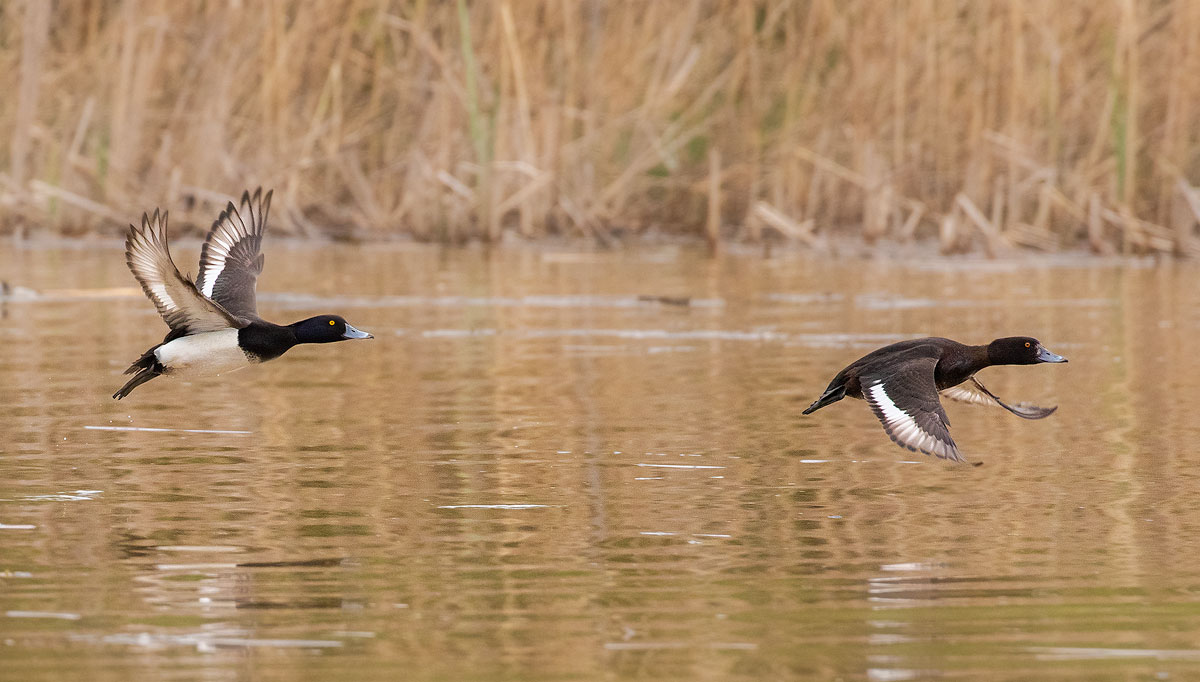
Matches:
[[866, 381, 953, 459], [155, 329, 250, 376]]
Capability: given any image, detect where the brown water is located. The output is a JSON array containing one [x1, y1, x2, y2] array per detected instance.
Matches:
[[2, 241, 1200, 681]]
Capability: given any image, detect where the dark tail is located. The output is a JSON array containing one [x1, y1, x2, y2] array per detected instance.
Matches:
[[113, 351, 164, 400], [802, 385, 846, 415], [113, 366, 162, 399]]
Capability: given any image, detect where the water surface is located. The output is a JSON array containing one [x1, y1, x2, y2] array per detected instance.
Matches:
[[2, 242, 1200, 680]]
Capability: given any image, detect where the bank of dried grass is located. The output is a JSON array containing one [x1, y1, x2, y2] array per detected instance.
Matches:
[[4, 1, 1200, 255]]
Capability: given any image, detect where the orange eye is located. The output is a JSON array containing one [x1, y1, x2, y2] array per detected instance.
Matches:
[[1025, 342, 1031, 347], [329, 320, 336, 326]]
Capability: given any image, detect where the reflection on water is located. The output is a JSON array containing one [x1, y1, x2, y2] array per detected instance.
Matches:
[[3, 242, 1200, 680]]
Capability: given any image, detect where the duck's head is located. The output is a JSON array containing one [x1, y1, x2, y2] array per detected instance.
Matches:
[[292, 315, 373, 344], [987, 336, 1067, 365]]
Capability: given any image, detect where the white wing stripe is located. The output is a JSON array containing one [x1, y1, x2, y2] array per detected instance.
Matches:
[[147, 282, 173, 310], [129, 234, 181, 317], [867, 381, 913, 429], [123, 208, 242, 334], [200, 262, 223, 297], [198, 202, 254, 298], [867, 381, 950, 457], [199, 232, 235, 298]]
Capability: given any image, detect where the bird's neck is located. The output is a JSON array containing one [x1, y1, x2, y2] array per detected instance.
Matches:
[[973, 344, 996, 369], [945, 344, 994, 382], [237, 322, 297, 361]]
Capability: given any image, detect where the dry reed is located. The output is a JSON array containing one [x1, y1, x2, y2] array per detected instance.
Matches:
[[3, 0, 1200, 255]]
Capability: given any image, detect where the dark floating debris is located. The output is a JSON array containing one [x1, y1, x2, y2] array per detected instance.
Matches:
[[637, 295, 691, 307]]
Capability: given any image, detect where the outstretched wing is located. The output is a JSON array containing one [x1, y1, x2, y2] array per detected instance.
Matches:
[[125, 209, 244, 334], [194, 188, 272, 318], [861, 358, 964, 462], [941, 376, 1057, 420]]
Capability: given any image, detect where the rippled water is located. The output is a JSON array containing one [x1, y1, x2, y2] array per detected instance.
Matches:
[[3, 242, 1200, 680]]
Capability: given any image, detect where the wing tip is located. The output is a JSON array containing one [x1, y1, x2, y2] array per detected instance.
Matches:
[[1015, 404, 1057, 420], [127, 208, 170, 258], [137, 208, 168, 235], [247, 187, 272, 230], [212, 188, 272, 237]]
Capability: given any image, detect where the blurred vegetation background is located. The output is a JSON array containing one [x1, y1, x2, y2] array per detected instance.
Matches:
[[3, 0, 1200, 254]]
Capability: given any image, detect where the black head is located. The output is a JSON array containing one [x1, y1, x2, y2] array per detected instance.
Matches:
[[987, 336, 1067, 365], [291, 315, 373, 344]]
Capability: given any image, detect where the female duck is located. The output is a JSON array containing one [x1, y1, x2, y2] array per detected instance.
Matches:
[[114, 188, 372, 399], [802, 337, 1067, 463]]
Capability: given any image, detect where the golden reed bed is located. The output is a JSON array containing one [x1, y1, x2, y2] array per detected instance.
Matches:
[[3, 1, 1200, 255]]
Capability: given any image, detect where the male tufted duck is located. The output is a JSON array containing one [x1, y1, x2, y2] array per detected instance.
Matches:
[[802, 337, 1067, 463], [113, 188, 372, 399]]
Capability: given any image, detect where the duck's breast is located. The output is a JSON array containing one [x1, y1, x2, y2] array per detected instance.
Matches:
[[154, 329, 253, 376]]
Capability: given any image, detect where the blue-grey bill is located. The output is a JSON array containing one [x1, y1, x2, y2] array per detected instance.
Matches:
[[343, 324, 373, 339], [1036, 346, 1066, 363]]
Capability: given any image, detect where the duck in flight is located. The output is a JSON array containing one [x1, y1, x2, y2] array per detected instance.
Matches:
[[113, 188, 372, 400], [802, 337, 1067, 463]]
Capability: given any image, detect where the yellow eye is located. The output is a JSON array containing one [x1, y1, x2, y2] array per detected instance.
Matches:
[[329, 320, 336, 326], [1025, 342, 1031, 347]]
